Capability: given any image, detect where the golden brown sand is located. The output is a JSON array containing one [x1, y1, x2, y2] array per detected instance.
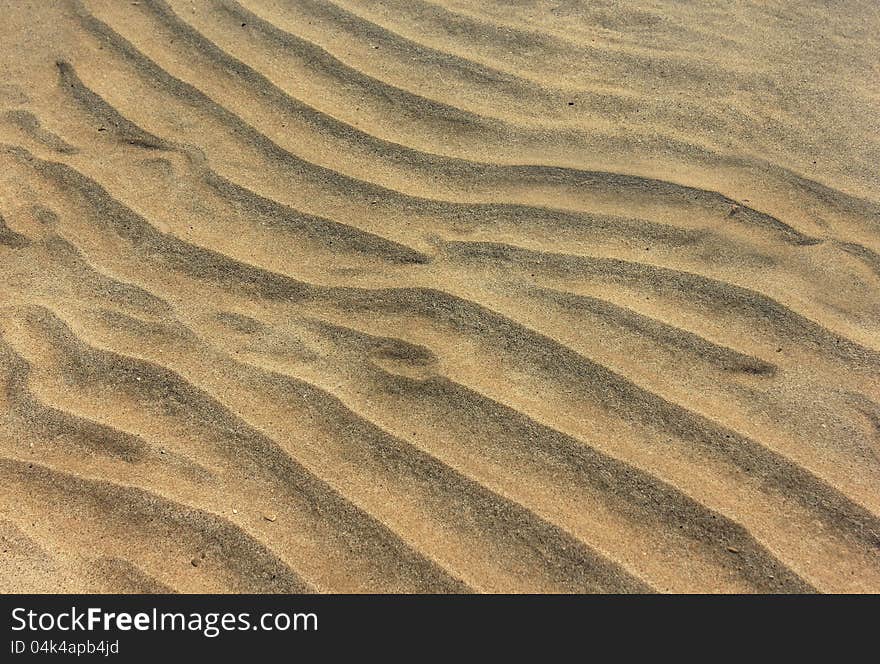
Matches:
[[1, 0, 878, 593]]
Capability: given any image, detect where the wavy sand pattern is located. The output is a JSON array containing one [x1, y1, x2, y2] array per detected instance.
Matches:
[[0, 0, 878, 593]]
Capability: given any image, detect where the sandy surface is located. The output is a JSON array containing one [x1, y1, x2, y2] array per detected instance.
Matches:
[[0, 0, 878, 593]]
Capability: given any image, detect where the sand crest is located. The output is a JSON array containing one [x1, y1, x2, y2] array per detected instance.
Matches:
[[1, 0, 878, 593]]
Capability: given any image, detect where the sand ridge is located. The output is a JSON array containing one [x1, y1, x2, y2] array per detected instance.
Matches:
[[0, 0, 878, 593]]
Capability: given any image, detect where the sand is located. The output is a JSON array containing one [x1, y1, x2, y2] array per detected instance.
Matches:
[[0, 0, 878, 593]]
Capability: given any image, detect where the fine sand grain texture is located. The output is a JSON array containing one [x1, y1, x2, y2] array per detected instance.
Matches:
[[1, 0, 879, 593]]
